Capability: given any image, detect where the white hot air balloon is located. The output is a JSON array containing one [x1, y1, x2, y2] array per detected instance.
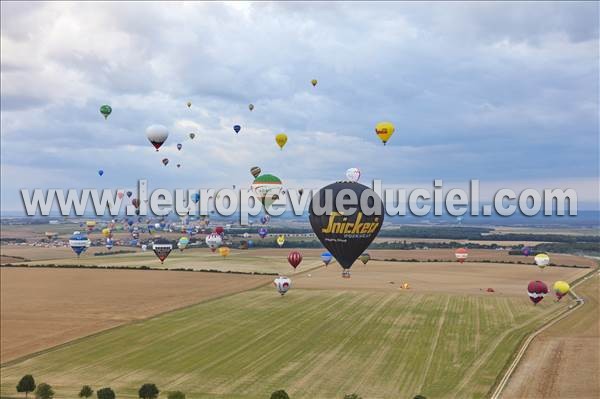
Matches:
[[345, 167, 361, 182], [273, 276, 291, 296], [146, 124, 169, 151], [205, 233, 223, 253]]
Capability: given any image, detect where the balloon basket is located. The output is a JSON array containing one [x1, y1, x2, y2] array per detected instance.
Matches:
[[342, 270, 351, 279]]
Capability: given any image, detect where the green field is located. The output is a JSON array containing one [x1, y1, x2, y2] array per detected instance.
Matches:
[[0, 287, 565, 399]]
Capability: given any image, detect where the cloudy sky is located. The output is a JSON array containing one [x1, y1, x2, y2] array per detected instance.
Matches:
[[1, 1, 598, 212]]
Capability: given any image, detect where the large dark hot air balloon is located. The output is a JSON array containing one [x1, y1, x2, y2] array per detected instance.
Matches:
[[309, 181, 384, 278], [288, 251, 302, 269], [527, 280, 548, 305]]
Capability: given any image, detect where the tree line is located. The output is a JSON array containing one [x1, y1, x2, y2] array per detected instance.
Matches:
[[14, 375, 427, 399]]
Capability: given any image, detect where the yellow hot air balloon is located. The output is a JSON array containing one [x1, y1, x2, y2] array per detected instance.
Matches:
[[218, 246, 230, 258], [275, 133, 288, 150], [102, 228, 112, 238], [375, 121, 395, 145], [311, 79, 318, 87], [553, 281, 570, 300], [276, 234, 285, 247]]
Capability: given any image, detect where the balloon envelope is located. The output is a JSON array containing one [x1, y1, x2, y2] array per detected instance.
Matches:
[[375, 121, 395, 145], [250, 166, 261, 178], [146, 125, 169, 151], [311, 79, 318, 87], [152, 238, 172, 264], [98, 170, 104, 176], [321, 251, 333, 265], [275, 133, 288, 150], [100, 104, 112, 119], [455, 248, 468, 263], [553, 281, 570, 300], [233, 125, 241, 134], [288, 251, 302, 269], [274, 276, 291, 295], [535, 253, 550, 268], [309, 181, 384, 277], [345, 168, 361, 182], [218, 246, 230, 257], [527, 280, 548, 305]]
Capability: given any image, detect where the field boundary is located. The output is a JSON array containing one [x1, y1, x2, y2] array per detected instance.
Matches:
[[489, 266, 599, 399]]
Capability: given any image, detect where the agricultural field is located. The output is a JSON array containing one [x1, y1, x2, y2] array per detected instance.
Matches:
[[502, 272, 600, 399], [1, 256, 591, 399], [0, 268, 271, 363]]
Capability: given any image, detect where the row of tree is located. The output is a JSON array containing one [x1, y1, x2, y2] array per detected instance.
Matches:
[[16, 375, 427, 399]]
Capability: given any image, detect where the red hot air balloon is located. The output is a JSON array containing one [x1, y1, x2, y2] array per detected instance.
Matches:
[[288, 251, 303, 269], [455, 247, 468, 263], [131, 198, 140, 208], [214, 226, 224, 236], [527, 280, 548, 305]]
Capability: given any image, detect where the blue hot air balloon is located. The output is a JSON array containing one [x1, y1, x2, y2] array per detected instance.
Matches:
[[192, 193, 200, 203], [321, 251, 333, 266], [69, 231, 90, 257], [233, 125, 241, 134], [248, 240, 254, 248], [259, 227, 268, 239], [98, 170, 104, 176]]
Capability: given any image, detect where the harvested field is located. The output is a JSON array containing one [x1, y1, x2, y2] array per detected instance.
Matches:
[[501, 272, 600, 399], [0, 267, 270, 363]]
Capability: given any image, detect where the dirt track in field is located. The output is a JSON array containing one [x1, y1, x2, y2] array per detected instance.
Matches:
[[0, 268, 270, 364], [501, 272, 600, 399]]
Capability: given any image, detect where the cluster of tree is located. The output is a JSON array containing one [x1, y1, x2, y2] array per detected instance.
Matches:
[[15, 376, 428, 399], [94, 250, 137, 256]]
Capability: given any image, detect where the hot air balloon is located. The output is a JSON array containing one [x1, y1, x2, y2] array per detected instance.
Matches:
[[205, 233, 222, 252], [117, 192, 124, 199], [527, 280, 548, 305], [288, 251, 302, 269], [233, 125, 241, 134], [69, 231, 90, 257], [218, 246, 230, 258], [321, 251, 333, 266], [553, 281, 570, 301], [126, 191, 133, 198], [44, 231, 57, 240], [275, 133, 287, 150], [100, 105, 112, 120], [259, 227, 268, 239], [345, 168, 361, 182], [535, 253, 550, 269], [85, 221, 96, 232], [131, 198, 140, 209], [299, 188, 304, 196], [187, 101, 192, 108], [309, 181, 384, 278], [249, 104, 254, 111], [189, 133, 196, 140], [178, 236, 190, 251], [191, 193, 200, 204], [261, 215, 271, 225], [455, 248, 468, 263], [152, 238, 173, 264], [252, 174, 283, 209], [248, 239, 254, 248], [277, 235, 285, 247], [105, 238, 113, 250], [102, 228, 112, 238], [243, 232, 250, 238], [375, 121, 395, 145], [250, 166, 261, 178], [214, 226, 224, 236], [311, 79, 318, 87], [522, 246, 531, 256], [162, 158, 169, 166], [273, 276, 291, 296], [177, 143, 182, 151], [98, 170, 104, 176], [146, 124, 169, 151], [141, 244, 147, 251], [359, 253, 371, 265]]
